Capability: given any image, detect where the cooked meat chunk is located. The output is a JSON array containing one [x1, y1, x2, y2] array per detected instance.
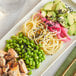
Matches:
[[7, 58, 18, 70], [8, 49, 19, 58], [4, 53, 14, 61], [0, 51, 7, 57], [8, 65, 21, 76], [0, 57, 6, 67], [18, 59, 28, 74], [3, 65, 9, 73]]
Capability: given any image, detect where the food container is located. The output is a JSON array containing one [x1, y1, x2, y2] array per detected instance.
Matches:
[[0, 0, 76, 76]]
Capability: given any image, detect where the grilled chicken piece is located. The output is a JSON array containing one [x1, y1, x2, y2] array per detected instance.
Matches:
[[8, 65, 21, 76], [0, 51, 7, 57], [0, 57, 6, 67], [0, 68, 3, 75], [18, 59, 28, 74], [3, 65, 9, 73], [7, 58, 18, 70], [21, 73, 28, 76], [8, 49, 19, 58]]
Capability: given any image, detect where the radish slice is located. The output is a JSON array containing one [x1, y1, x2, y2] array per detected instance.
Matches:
[[34, 13, 71, 42]]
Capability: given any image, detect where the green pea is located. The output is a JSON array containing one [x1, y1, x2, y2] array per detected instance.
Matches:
[[36, 63, 40, 68], [21, 45, 24, 49], [9, 39, 12, 43], [30, 43, 34, 47], [19, 55, 22, 58], [27, 68, 32, 71], [29, 61, 32, 66], [39, 54, 42, 58], [32, 61, 35, 66], [30, 40, 34, 43], [22, 49, 25, 53], [28, 71, 32, 75], [30, 66, 35, 69], [16, 48, 21, 52], [19, 52, 22, 55], [43, 55, 45, 60], [30, 52, 33, 56], [22, 54, 24, 58], [16, 44, 19, 47], [23, 39, 26, 43], [30, 48, 33, 51], [35, 45, 39, 49], [19, 40, 22, 44], [28, 45, 31, 48], [34, 55, 38, 60], [34, 50, 38, 53], [26, 59, 29, 64], [7, 47, 11, 50], [40, 49, 43, 52], [10, 46, 14, 48], [38, 51, 41, 55], [6, 44, 10, 47], [41, 58, 44, 62], [11, 35, 16, 39], [27, 51, 31, 55], [24, 53, 27, 56], [26, 48, 30, 51], [35, 60, 39, 65], [39, 44, 42, 47], [6, 40, 9, 43], [38, 59, 41, 62], [29, 58, 33, 61], [19, 33, 23, 37]]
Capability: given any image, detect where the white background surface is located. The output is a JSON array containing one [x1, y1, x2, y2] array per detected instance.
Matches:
[[0, 0, 76, 76]]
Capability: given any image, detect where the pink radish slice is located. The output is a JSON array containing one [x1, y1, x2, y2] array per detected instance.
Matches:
[[34, 13, 71, 42]]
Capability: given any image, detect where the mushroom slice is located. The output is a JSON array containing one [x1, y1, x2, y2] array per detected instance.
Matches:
[[18, 59, 28, 74], [8, 49, 19, 58], [8, 65, 21, 76], [0, 57, 6, 67]]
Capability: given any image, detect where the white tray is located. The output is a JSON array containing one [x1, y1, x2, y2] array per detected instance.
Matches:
[[0, 0, 76, 76]]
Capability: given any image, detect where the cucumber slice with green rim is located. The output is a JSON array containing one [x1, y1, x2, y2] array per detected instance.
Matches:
[[41, 11, 47, 17], [43, 2, 53, 11], [57, 14, 69, 28], [71, 11, 76, 22], [47, 11, 56, 21], [47, 11, 56, 17], [55, 2, 67, 14], [67, 13, 74, 25], [68, 23, 76, 35]]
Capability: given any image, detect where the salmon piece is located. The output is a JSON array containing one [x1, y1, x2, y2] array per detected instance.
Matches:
[[18, 59, 28, 74], [3, 65, 9, 73], [8, 65, 21, 76], [0, 51, 7, 57], [0, 57, 6, 67], [8, 48, 19, 58]]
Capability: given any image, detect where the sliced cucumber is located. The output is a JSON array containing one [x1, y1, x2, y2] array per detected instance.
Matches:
[[71, 11, 76, 22], [41, 11, 46, 17], [68, 23, 76, 35], [67, 13, 74, 25], [43, 2, 53, 11], [47, 11, 56, 21], [57, 14, 69, 28], [55, 2, 67, 14]]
